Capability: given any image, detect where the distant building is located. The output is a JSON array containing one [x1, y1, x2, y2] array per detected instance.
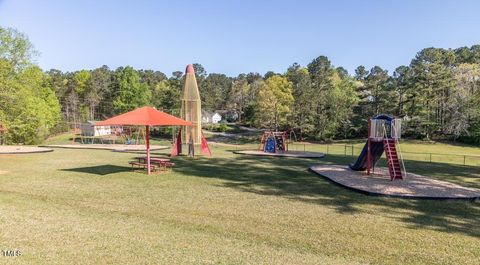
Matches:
[[212, 113, 222, 124], [81, 121, 111, 136], [202, 110, 222, 124]]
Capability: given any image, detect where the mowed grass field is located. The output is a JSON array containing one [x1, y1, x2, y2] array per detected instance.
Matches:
[[1, 137, 480, 264]]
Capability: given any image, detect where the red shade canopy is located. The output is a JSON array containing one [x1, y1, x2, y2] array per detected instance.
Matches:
[[96, 106, 192, 126]]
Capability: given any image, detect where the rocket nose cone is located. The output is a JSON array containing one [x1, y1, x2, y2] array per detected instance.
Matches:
[[186, 64, 195, 74]]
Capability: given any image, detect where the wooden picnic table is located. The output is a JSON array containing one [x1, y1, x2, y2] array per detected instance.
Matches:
[[134, 156, 170, 163], [131, 156, 174, 172]]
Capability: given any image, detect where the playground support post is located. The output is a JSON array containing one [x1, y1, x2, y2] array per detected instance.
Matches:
[[395, 137, 407, 180], [146, 125, 151, 175], [367, 119, 372, 175]]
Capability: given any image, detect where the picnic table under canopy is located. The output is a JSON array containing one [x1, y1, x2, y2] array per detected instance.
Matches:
[[96, 106, 193, 174]]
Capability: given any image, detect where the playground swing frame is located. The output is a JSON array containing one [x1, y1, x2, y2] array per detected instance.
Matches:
[[122, 126, 147, 145]]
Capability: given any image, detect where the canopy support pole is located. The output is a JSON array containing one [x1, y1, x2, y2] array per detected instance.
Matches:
[[146, 125, 151, 175]]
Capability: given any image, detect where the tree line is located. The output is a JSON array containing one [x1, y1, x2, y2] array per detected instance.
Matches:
[[1, 26, 480, 144]]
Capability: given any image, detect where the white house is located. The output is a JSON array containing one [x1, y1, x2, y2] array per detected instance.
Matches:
[[81, 121, 112, 136], [202, 111, 222, 124], [211, 113, 222, 124]]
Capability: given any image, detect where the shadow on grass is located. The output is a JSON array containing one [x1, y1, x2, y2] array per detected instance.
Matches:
[[172, 153, 480, 238], [401, 160, 480, 188], [61, 165, 132, 175], [206, 132, 262, 145]]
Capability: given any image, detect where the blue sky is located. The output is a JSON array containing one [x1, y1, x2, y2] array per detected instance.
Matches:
[[1, 0, 479, 76]]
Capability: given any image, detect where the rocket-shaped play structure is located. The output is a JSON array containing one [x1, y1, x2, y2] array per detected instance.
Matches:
[[171, 64, 211, 158], [181, 64, 202, 144]]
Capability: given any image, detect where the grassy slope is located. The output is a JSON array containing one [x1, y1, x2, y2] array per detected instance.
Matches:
[[0, 137, 479, 264]]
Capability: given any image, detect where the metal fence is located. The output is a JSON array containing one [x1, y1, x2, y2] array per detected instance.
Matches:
[[288, 143, 480, 166]]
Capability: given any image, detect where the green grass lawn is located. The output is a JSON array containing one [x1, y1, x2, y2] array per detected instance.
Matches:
[[288, 139, 480, 166], [1, 138, 480, 264]]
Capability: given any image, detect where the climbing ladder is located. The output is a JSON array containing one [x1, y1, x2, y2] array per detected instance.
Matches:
[[274, 134, 285, 152], [383, 139, 403, 180], [259, 131, 287, 153]]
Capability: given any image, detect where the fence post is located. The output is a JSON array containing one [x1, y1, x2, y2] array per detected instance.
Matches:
[[352, 145, 354, 156], [303, 144, 305, 152], [464, 155, 466, 165], [344, 145, 347, 157], [327, 145, 329, 154], [429, 153, 432, 163]]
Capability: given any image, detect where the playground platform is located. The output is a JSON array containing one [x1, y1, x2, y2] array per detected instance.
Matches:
[[43, 144, 169, 152], [310, 165, 480, 200], [234, 150, 325, 158], [0, 146, 53, 154]]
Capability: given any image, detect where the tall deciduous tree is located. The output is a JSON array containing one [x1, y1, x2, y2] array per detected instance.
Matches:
[[152, 80, 180, 114], [330, 70, 359, 139], [0, 64, 60, 143], [286, 63, 314, 137], [227, 77, 250, 122], [91, 65, 112, 119], [254, 75, 293, 130], [112, 66, 151, 113], [73, 70, 91, 121], [364, 66, 391, 116], [193, 63, 207, 90], [392, 66, 412, 117], [446, 63, 480, 139], [201, 73, 231, 111], [0, 26, 60, 144], [308, 56, 335, 139], [0, 27, 38, 71], [409, 48, 456, 139]]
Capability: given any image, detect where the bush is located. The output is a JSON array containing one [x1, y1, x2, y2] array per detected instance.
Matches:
[[218, 123, 229, 132], [50, 120, 70, 135]]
